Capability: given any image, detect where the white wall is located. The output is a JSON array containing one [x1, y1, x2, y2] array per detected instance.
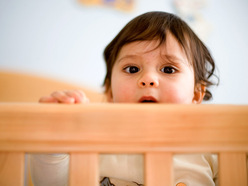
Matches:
[[0, 0, 248, 104]]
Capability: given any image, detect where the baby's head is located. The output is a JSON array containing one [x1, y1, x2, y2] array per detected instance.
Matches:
[[103, 11, 217, 103]]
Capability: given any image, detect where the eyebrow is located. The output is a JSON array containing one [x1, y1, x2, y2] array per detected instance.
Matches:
[[116, 55, 140, 64], [162, 54, 183, 62], [116, 53, 188, 66], [161, 54, 188, 66]]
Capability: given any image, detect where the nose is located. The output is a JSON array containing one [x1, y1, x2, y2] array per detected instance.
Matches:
[[138, 72, 159, 88]]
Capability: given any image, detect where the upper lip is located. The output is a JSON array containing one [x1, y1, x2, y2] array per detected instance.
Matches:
[[139, 96, 158, 103]]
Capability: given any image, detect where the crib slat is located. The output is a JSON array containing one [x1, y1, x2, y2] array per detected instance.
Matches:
[[219, 152, 247, 186], [0, 152, 24, 186], [69, 153, 98, 186], [145, 152, 173, 186]]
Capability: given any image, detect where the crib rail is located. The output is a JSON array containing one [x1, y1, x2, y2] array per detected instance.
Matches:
[[0, 103, 247, 186]]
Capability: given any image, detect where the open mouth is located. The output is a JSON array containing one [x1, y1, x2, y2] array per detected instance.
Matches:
[[141, 100, 156, 103], [139, 96, 157, 103]]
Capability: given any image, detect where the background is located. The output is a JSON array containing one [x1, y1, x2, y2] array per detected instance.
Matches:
[[0, 0, 248, 104]]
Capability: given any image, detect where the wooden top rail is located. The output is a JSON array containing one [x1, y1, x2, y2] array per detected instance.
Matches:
[[0, 103, 248, 154]]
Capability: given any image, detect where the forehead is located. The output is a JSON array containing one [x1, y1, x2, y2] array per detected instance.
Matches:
[[116, 32, 189, 64]]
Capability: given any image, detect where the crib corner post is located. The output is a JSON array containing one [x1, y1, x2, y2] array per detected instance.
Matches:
[[0, 152, 25, 186]]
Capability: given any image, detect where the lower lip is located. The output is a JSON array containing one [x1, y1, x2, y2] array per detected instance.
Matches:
[[139, 96, 157, 103]]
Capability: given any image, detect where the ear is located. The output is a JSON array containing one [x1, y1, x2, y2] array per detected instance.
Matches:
[[105, 86, 113, 102], [192, 83, 206, 104], [104, 79, 113, 102]]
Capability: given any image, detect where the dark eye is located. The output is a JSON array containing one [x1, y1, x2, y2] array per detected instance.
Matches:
[[161, 66, 176, 74], [124, 66, 140, 73]]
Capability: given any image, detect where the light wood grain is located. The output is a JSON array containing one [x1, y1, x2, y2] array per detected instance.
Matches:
[[0, 103, 248, 153], [69, 153, 98, 186], [219, 152, 247, 186], [0, 152, 24, 186], [145, 152, 173, 186], [0, 103, 248, 185]]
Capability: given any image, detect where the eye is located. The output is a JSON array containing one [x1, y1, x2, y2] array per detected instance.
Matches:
[[124, 66, 140, 73], [161, 66, 176, 74]]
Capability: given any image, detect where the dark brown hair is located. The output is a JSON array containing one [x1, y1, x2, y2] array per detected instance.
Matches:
[[103, 11, 218, 101]]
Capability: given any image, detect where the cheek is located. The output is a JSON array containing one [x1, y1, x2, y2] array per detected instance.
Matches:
[[112, 85, 134, 102], [177, 84, 195, 103], [111, 75, 134, 102], [160, 78, 195, 104], [170, 88, 194, 103], [176, 71, 195, 103]]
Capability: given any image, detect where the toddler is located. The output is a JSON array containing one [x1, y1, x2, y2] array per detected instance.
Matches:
[[31, 11, 218, 186]]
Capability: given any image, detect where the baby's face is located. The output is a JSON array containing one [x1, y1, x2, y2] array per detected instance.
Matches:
[[108, 32, 202, 104]]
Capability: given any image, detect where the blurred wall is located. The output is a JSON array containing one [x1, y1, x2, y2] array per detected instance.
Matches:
[[0, 0, 248, 104]]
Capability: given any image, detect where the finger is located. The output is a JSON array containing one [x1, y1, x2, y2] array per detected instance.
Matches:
[[65, 90, 90, 103], [39, 96, 59, 103], [76, 90, 90, 103], [51, 91, 76, 103]]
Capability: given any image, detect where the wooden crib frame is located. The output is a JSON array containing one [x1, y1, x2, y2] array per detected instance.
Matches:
[[0, 103, 247, 186]]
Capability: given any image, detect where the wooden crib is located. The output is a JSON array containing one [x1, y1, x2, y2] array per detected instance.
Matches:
[[0, 71, 248, 186], [0, 103, 248, 186]]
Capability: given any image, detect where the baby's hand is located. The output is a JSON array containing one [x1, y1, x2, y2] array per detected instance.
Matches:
[[39, 90, 90, 104]]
